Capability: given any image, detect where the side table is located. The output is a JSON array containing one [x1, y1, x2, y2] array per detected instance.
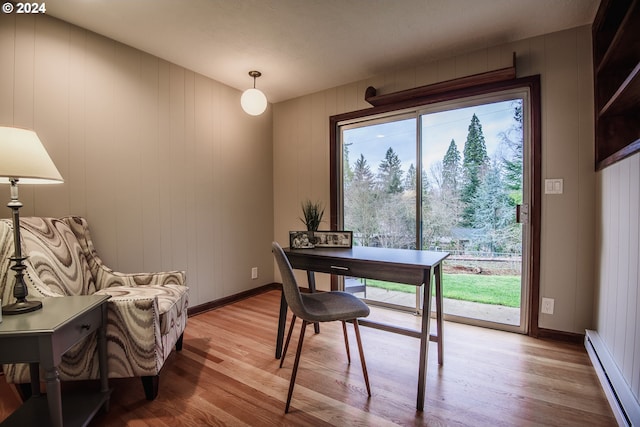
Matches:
[[0, 295, 112, 427]]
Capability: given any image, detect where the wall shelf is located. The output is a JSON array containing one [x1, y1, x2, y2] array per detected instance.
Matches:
[[593, 0, 640, 170]]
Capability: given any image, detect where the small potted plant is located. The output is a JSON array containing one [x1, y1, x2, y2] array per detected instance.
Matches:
[[300, 199, 324, 231]]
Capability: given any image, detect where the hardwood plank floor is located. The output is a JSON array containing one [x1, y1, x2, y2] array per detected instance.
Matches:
[[0, 290, 616, 426]]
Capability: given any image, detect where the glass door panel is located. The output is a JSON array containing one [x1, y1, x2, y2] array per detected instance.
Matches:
[[342, 117, 419, 311], [420, 99, 525, 328]]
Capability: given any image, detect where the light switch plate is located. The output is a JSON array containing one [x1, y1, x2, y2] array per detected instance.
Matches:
[[544, 179, 563, 194]]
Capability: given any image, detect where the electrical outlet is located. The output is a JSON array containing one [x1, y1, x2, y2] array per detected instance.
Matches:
[[541, 297, 554, 314], [251, 267, 258, 279]]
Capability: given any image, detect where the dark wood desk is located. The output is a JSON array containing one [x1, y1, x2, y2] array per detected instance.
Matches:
[[277, 246, 449, 411], [0, 295, 111, 427]]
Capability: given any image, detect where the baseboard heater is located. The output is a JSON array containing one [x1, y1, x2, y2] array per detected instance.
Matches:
[[585, 330, 640, 426]]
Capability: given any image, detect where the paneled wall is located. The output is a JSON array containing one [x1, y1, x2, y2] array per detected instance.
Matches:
[[596, 153, 640, 403], [0, 14, 275, 307], [273, 25, 595, 334]]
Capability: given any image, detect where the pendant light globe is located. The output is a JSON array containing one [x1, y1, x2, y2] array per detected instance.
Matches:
[[241, 71, 267, 116]]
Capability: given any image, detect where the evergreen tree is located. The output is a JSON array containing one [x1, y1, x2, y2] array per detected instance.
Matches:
[[373, 148, 414, 248], [404, 163, 416, 191], [501, 103, 523, 204], [343, 142, 354, 185], [461, 114, 489, 226], [353, 154, 374, 183], [377, 147, 404, 194], [442, 139, 461, 192], [421, 167, 430, 197], [472, 160, 514, 253], [345, 154, 378, 246]]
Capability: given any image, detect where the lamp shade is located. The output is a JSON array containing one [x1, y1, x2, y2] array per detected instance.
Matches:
[[0, 127, 63, 184], [241, 88, 268, 116]]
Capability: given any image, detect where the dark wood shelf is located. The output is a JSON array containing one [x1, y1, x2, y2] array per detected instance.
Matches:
[[593, 0, 640, 170], [595, 0, 638, 73], [599, 62, 640, 116]]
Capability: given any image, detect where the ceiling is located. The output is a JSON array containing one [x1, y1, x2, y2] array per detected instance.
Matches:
[[46, 0, 600, 104]]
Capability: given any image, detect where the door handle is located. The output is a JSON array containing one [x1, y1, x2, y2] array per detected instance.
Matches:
[[516, 204, 529, 224]]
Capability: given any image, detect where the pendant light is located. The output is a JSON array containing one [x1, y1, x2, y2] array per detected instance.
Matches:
[[241, 70, 267, 116]]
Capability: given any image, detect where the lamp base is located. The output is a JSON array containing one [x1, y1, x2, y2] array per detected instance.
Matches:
[[2, 299, 43, 315]]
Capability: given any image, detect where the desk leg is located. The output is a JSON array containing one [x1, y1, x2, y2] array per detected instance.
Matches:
[[275, 290, 287, 359], [434, 263, 444, 365], [306, 271, 320, 334], [44, 366, 63, 427], [29, 363, 40, 397], [416, 267, 434, 411], [98, 303, 110, 411]]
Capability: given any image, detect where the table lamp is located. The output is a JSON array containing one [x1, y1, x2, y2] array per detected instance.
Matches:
[[0, 126, 63, 314]]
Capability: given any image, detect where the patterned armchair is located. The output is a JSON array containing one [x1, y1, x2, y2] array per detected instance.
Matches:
[[0, 216, 188, 400]]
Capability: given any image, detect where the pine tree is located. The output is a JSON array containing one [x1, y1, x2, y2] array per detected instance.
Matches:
[[501, 103, 523, 202], [461, 114, 489, 226], [472, 160, 513, 253], [353, 154, 374, 183], [343, 142, 354, 185], [404, 163, 416, 191], [345, 154, 378, 246], [377, 147, 404, 194], [442, 139, 461, 192]]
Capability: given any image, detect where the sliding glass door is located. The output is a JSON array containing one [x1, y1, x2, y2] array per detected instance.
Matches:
[[339, 91, 530, 333]]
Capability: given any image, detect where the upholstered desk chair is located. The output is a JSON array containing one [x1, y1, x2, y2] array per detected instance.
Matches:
[[0, 216, 188, 400], [271, 242, 371, 413]]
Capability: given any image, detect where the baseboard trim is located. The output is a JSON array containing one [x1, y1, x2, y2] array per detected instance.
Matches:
[[189, 290, 589, 347], [187, 283, 280, 317], [585, 329, 640, 427], [535, 327, 584, 343]]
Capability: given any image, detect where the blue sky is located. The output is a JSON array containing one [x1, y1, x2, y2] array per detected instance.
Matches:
[[343, 99, 521, 181]]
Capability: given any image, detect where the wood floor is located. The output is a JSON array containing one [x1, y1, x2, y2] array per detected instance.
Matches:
[[0, 290, 616, 426]]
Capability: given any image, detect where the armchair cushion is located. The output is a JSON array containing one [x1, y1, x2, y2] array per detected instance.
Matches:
[[0, 216, 188, 386]]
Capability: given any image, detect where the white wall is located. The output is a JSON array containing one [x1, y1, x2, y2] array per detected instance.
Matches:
[[596, 152, 640, 404], [273, 25, 595, 334], [0, 13, 275, 308]]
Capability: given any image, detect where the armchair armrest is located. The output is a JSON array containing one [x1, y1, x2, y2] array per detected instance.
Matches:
[[97, 293, 164, 377], [95, 281, 187, 377]]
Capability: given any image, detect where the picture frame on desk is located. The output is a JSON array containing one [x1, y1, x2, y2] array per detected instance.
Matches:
[[313, 230, 352, 248], [289, 231, 315, 249]]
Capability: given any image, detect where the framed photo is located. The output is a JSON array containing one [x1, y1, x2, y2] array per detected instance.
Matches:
[[289, 231, 315, 249], [313, 230, 353, 248]]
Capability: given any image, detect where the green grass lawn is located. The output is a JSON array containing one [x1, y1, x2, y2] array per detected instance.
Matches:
[[363, 273, 521, 308]]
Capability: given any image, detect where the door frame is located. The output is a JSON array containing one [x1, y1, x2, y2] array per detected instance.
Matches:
[[329, 75, 542, 337]]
